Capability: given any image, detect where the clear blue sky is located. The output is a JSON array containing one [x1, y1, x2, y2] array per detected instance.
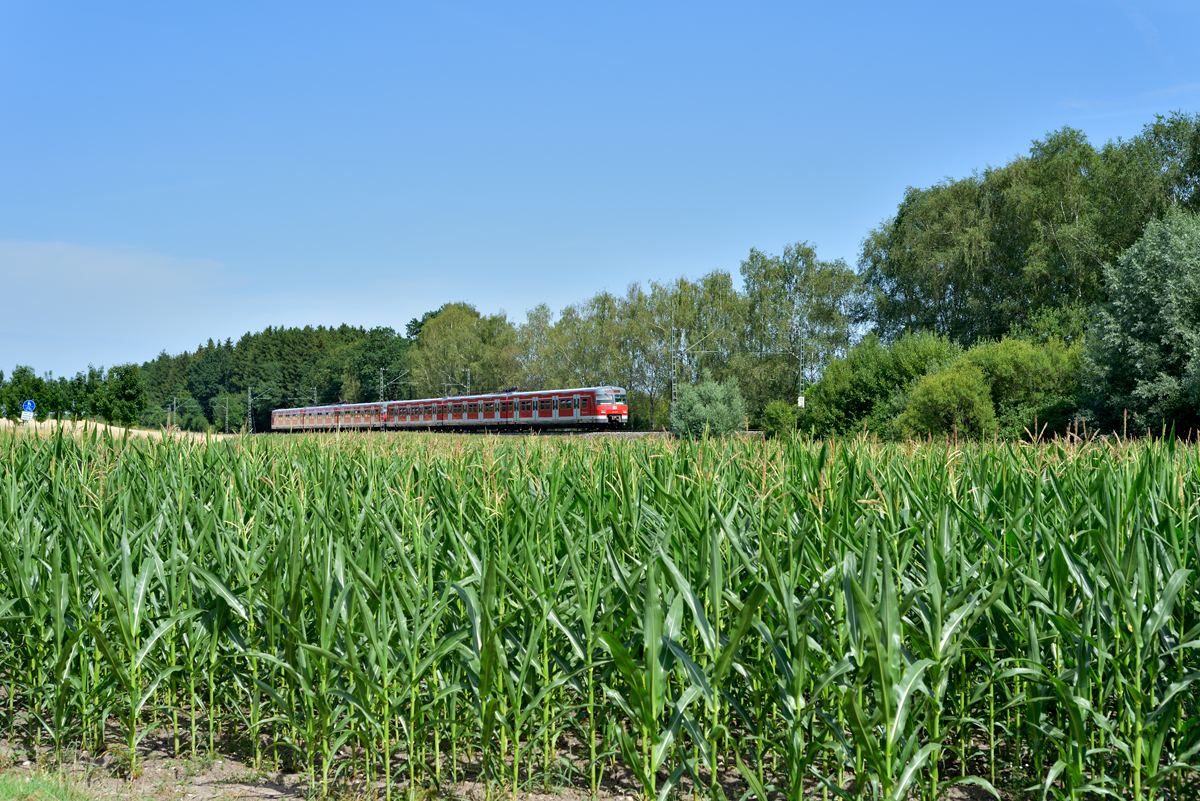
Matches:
[[2, 1, 1198, 376]]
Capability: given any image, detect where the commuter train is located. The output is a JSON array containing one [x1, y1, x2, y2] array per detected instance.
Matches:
[[270, 385, 628, 432]]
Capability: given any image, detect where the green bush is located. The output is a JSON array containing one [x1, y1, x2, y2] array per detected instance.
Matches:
[[896, 364, 996, 439], [761, 399, 800, 438], [962, 337, 1083, 437], [799, 331, 961, 435], [670, 374, 747, 437]]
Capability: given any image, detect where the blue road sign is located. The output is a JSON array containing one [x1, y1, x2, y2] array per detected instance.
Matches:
[[22, 400, 35, 413]]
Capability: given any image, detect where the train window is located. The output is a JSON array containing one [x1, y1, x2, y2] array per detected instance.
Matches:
[[468, 403, 478, 413], [484, 402, 494, 412], [615, 392, 626, 404], [539, 399, 552, 411], [452, 404, 462, 414], [581, 398, 590, 408]]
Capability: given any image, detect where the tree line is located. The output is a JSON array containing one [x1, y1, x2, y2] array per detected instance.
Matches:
[[3, 111, 1198, 436], [0, 364, 148, 428]]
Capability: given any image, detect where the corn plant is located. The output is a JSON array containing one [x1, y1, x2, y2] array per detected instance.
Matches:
[[1, 427, 1199, 800]]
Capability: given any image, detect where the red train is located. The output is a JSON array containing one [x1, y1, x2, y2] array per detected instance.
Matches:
[[271, 385, 628, 432]]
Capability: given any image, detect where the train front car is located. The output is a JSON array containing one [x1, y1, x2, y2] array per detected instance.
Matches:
[[594, 386, 628, 427]]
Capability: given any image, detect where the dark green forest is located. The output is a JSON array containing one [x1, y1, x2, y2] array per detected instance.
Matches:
[[3, 111, 1199, 436]]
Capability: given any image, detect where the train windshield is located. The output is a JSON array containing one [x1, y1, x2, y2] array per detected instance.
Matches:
[[614, 392, 626, 405]]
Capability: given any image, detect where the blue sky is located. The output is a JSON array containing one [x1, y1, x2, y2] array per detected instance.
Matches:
[[2, 1, 1198, 376]]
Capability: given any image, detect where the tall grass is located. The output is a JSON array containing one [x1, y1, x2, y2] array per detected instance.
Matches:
[[1, 427, 1198, 799]]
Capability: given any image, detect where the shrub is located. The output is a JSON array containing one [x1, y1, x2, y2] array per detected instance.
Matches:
[[962, 337, 1083, 438], [896, 364, 996, 439], [799, 331, 961, 435], [761, 399, 800, 438], [670, 374, 747, 437]]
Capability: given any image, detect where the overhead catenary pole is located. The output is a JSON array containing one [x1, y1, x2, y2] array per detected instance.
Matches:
[[246, 386, 271, 434], [380, 368, 412, 401], [653, 324, 718, 411], [166, 396, 203, 433], [440, 368, 469, 397]]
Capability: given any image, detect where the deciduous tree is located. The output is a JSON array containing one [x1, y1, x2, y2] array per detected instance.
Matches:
[[1086, 208, 1200, 434]]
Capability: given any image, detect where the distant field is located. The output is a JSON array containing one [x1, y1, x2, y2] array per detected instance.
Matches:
[[1, 430, 1197, 800], [0, 419, 224, 441]]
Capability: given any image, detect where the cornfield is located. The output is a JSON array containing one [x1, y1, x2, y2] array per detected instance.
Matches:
[[1, 428, 1198, 801]]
